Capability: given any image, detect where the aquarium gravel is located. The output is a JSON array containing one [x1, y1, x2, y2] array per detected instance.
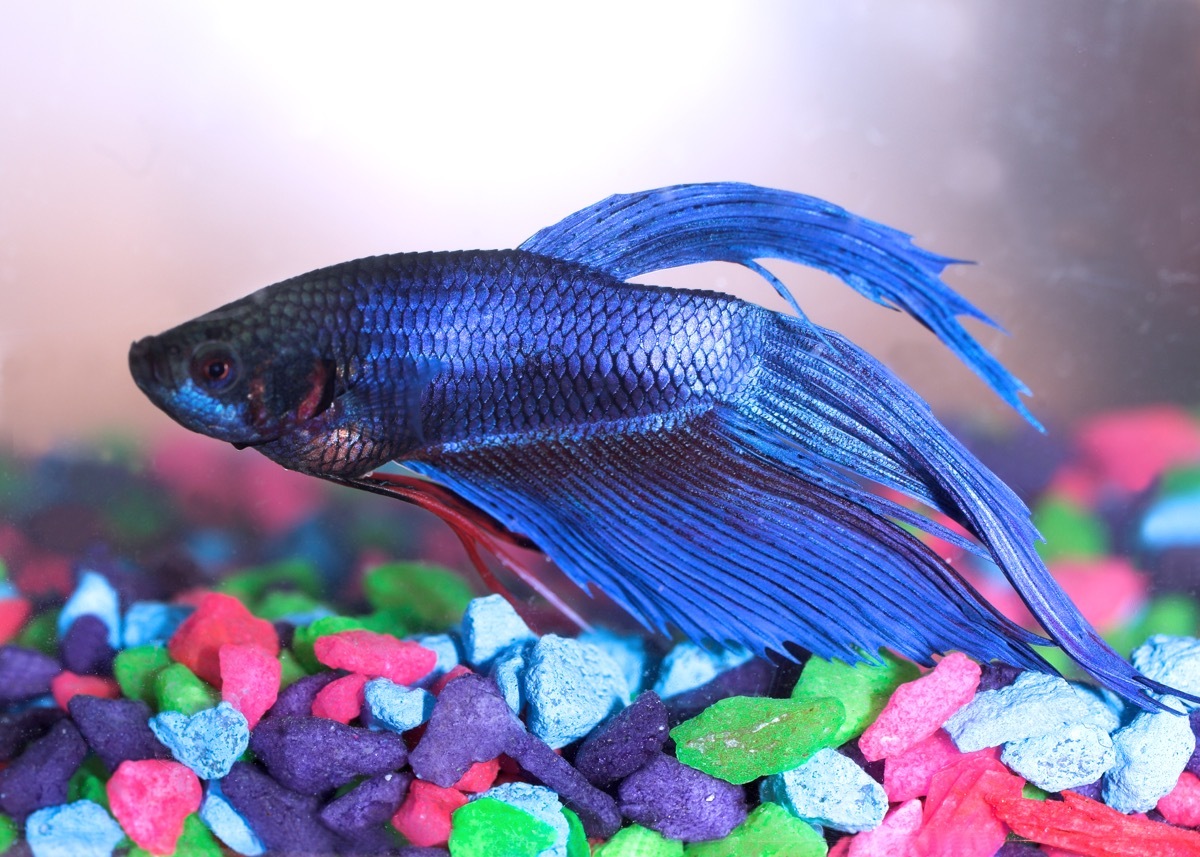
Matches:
[[1, 405, 1200, 855]]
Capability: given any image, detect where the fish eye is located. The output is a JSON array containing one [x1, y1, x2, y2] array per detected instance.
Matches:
[[189, 342, 239, 391]]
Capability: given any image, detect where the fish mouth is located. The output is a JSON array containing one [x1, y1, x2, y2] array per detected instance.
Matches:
[[128, 336, 178, 395]]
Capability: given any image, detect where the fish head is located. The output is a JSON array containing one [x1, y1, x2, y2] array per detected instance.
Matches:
[[129, 292, 339, 451]]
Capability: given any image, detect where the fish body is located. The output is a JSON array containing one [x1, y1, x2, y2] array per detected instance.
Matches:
[[131, 183, 1189, 709]]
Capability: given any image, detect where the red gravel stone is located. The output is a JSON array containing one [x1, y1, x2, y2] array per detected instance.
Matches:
[[0, 598, 31, 645], [312, 673, 368, 724], [50, 672, 120, 709], [390, 779, 467, 847], [313, 630, 436, 686], [107, 759, 202, 855], [451, 757, 500, 793], [168, 593, 279, 687]]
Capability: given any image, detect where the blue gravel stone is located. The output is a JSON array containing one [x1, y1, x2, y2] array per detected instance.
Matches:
[[122, 601, 194, 648], [1131, 635, 1200, 707], [1001, 723, 1116, 792], [413, 634, 461, 682], [760, 747, 887, 833], [523, 634, 626, 749], [364, 678, 435, 733], [57, 571, 121, 649], [26, 800, 125, 857], [1103, 695, 1196, 813], [1140, 492, 1200, 549], [578, 629, 647, 698], [201, 779, 266, 856], [478, 782, 569, 857], [461, 595, 535, 668], [490, 643, 529, 714], [944, 671, 1099, 751], [150, 701, 250, 780], [651, 642, 752, 700]]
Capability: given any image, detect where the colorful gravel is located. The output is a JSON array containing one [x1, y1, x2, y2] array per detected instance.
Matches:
[[0, 406, 1198, 855]]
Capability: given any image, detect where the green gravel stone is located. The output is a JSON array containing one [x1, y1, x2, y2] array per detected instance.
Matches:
[[791, 651, 920, 745], [685, 802, 826, 857], [113, 645, 174, 707], [68, 757, 111, 808], [17, 608, 60, 655], [593, 825, 683, 857], [362, 561, 475, 631], [1022, 783, 1050, 801], [1032, 497, 1108, 562], [154, 662, 219, 716], [218, 559, 323, 605], [126, 814, 221, 857], [1160, 465, 1200, 497], [562, 807, 589, 857], [671, 696, 845, 784], [254, 589, 327, 622], [277, 648, 309, 689], [448, 797, 558, 856], [291, 615, 372, 671], [0, 812, 15, 853], [1138, 595, 1200, 639]]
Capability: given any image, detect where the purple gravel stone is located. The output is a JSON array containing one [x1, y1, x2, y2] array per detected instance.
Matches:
[[220, 761, 343, 855], [993, 841, 1048, 856], [574, 691, 668, 786], [409, 674, 522, 787], [1185, 709, 1200, 777], [319, 770, 411, 840], [267, 672, 340, 719], [0, 720, 87, 821], [250, 716, 408, 795], [618, 753, 747, 842], [978, 662, 1023, 693], [0, 707, 65, 762], [396, 849, 450, 857], [508, 729, 622, 839], [664, 658, 776, 725], [68, 695, 170, 771], [0, 647, 60, 703], [60, 615, 116, 676], [1069, 777, 1105, 802]]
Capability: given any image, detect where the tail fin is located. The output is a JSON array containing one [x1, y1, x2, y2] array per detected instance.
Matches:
[[739, 314, 1183, 709], [522, 182, 1038, 427]]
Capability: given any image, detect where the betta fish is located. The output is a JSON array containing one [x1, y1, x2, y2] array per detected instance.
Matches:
[[130, 182, 1185, 709]]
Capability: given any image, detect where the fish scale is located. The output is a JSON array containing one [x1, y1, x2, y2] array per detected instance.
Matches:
[[130, 182, 1197, 710]]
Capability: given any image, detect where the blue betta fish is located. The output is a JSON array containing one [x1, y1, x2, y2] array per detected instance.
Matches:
[[130, 183, 1183, 709]]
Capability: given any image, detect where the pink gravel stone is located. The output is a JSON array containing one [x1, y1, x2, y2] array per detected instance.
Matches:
[[107, 759, 202, 855], [391, 779, 467, 847], [168, 593, 279, 687], [314, 630, 437, 686], [312, 673, 369, 724], [913, 755, 1023, 857], [1075, 406, 1200, 493], [219, 643, 281, 729], [859, 652, 981, 762], [1158, 771, 1200, 828], [50, 672, 120, 709], [452, 757, 501, 793], [845, 797, 923, 857], [883, 728, 1000, 802]]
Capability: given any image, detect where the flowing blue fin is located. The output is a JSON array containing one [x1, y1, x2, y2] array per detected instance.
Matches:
[[408, 408, 1056, 679], [521, 182, 1038, 428]]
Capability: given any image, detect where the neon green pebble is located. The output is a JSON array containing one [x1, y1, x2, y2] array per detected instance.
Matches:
[[218, 559, 323, 605], [685, 803, 826, 857], [362, 562, 475, 631], [1032, 496, 1108, 561], [593, 825, 683, 856], [0, 812, 17, 853], [291, 615, 372, 671], [126, 814, 221, 857], [447, 797, 558, 857], [154, 662, 219, 716], [791, 651, 920, 745], [17, 608, 60, 655], [671, 696, 845, 785], [113, 644, 174, 707], [277, 648, 309, 690], [67, 758, 111, 809], [562, 806, 590, 857], [254, 589, 327, 622]]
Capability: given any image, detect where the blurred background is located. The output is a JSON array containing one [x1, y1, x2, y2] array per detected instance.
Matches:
[[2, 0, 1198, 454]]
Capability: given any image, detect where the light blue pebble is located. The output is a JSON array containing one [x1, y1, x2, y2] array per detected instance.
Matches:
[[364, 678, 435, 732], [414, 633, 461, 681], [1001, 723, 1116, 792], [523, 635, 626, 749], [944, 671, 1098, 752], [26, 800, 125, 857], [1103, 695, 1195, 813], [200, 779, 266, 856], [579, 628, 647, 698], [0, 579, 18, 599], [122, 601, 194, 648], [760, 747, 887, 833], [477, 782, 568, 857], [1140, 492, 1200, 549], [58, 571, 121, 649], [461, 595, 535, 668], [150, 701, 250, 779], [1131, 635, 1200, 708], [278, 606, 335, 626], [491, 643, 529, 714], [651, 642, 752, 700], [1069, 682, 1125, 733]]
